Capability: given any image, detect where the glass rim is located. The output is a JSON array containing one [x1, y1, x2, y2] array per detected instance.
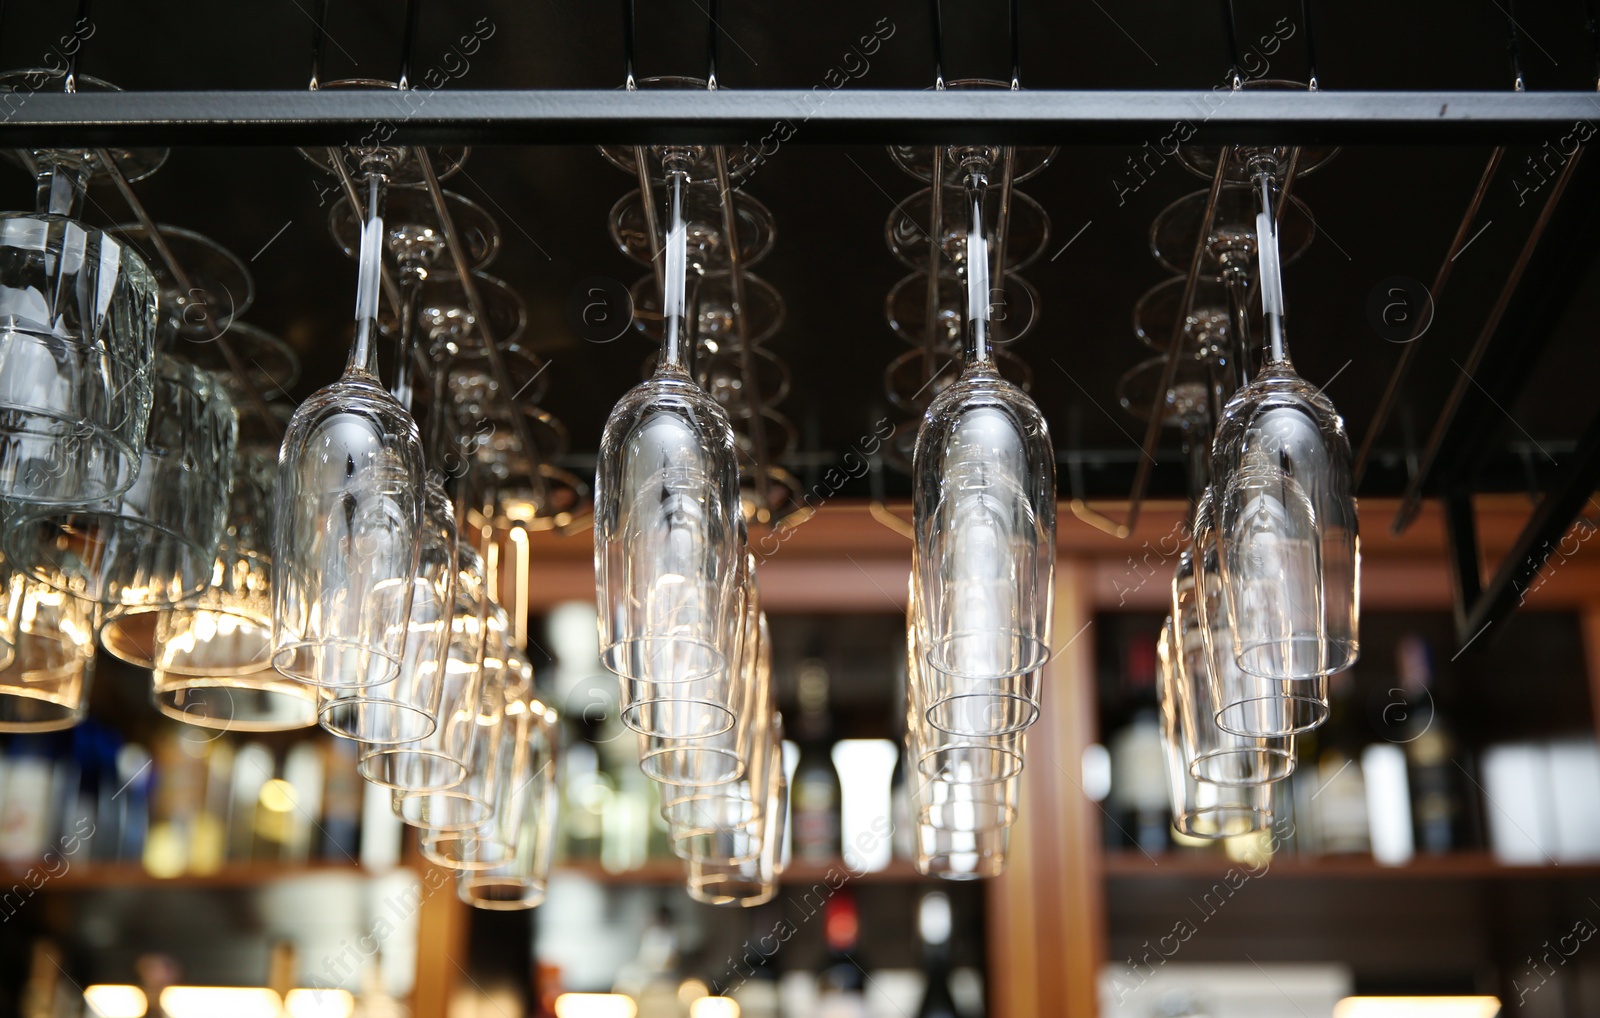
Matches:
[[421, 830, 507, 871], [456, 875, 546, 910], [1214, 692, 1330, 737], [1173, 803, 1273, 840], [1234, 635, 1359, 680], [602, 635, 731, 686], [316, 694, 438, 744], [100, 602, 274, 674], [393, 787, 492, 831], [616, 692, 737, 739], [5, 509, 216, 607], [639, 743, 744, 786], [151, 672, 318, 732], [271, 639, 403, 689], [1190, 745, 1297, 786], [357, 746, 468, 791], [922, 690, 1041, 738], [0, 689, 88, 732]]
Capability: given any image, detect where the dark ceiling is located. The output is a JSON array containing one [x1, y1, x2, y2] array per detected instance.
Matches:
[[3, 0, 1598, 503]]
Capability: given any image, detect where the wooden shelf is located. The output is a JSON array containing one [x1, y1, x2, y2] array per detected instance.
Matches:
[[1102, 849, 1600, 880], [553, 856, 938, 886], [0, 861, 410, 891]]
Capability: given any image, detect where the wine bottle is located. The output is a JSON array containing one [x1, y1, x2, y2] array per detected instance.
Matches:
[[792, 658, 842, 863], [1397, 635, 1465, 853], [817, 892, 867, 1018], [915, 892, 963, 1018]]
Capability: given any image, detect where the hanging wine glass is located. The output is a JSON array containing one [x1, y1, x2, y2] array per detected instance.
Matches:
[[886, 186, 1050, 275], [272, 138, 427, 689], [595, 147, 743, 738], [457, 693, 560, 909], [913, 146, 1055, 737], [1193, 489, 1330, 736], [887, 272, 1040, 352], [361, 544, 491, 791], [1210, 147, 1360, 681], [99, 411, 315, 733], [0, 572, 96, 732], [179, 322, 302, 406], [1156, 616, 1274, 839], [106, 223, 255, 348], [0, 72, 161, 508], [610, 184, 775, 271], [1173, 542, 1298, 778], [7, 354, 237, 609]]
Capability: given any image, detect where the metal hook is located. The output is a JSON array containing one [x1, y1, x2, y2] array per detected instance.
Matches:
[[621, 0, 637, 89], [1300, 0, 1320, 90], [65, 0, 92, 92], [1503, 0, 1527, 91], [1218, 0, 1243, 89], [1009, 0, 1021, 90], [309, 0, 332, 90], [706, 0, 720, 90], [398, 0, 423, 90]]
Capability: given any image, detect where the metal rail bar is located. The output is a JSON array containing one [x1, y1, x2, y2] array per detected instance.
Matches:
[[0, 90, 1596, 146], [1353, 147, 1504, 488], [1460, 407, 1600, 644], [1391, 149, 1585, 534]]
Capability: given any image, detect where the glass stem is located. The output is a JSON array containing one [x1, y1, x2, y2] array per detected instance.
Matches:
[[346, 166, 387, 380], [1223, 268, 1255, 391], [390, 270, 423, 410], [963, 156, 994, 370], [658, 150, 692, 376], [1252, 163, 1288, 367]]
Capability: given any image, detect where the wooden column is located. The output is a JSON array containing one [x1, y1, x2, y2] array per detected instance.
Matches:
[[413, 862, 468, 1017], [988, 558, 1106, 1018]]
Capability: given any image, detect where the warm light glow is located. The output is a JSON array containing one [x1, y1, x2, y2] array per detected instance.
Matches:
[[82, 984, 147, 1018], [554, 994, 638, 1018], [159, 987, 283, 1018], [1334, 997, 1501, 1018], [258, 778, 298, 812], [677, 978, 709, 1006], [284, 988, 357, 1018], [689, 997, 740, 1018]]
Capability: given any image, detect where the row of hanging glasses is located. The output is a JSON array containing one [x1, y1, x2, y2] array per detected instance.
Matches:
[[899, 127, 1059, 879], [593, 83, 789, 904], [880, 82, 1054, 473], [1137, 115, 1361, 839], [0, 67, 561, 910]]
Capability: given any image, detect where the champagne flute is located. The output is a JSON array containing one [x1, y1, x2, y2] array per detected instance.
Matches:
[[271, 144, 426, 689], [1211, 147, 1359, 681], [595, 147, 742, 738], [913, 146, 1055, 737]]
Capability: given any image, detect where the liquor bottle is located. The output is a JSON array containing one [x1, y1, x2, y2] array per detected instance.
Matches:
[[791, 658, 842, 863], [1396, 635, 1465, 853], [321, 738, 362, 862], [915, 892, 963, 1018], [1107, 709, 1168, 854], [817, 892, 867, 1018], [1315, 748, 1370, 855]]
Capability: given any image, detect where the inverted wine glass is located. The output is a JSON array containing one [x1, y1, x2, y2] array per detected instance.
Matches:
[[1156, 616, 1274, 839], [913, 147, 1055, 736], [595, 147, 742, 738], [272, 143, 426, 689], [1211, 147, 1359, 681]]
